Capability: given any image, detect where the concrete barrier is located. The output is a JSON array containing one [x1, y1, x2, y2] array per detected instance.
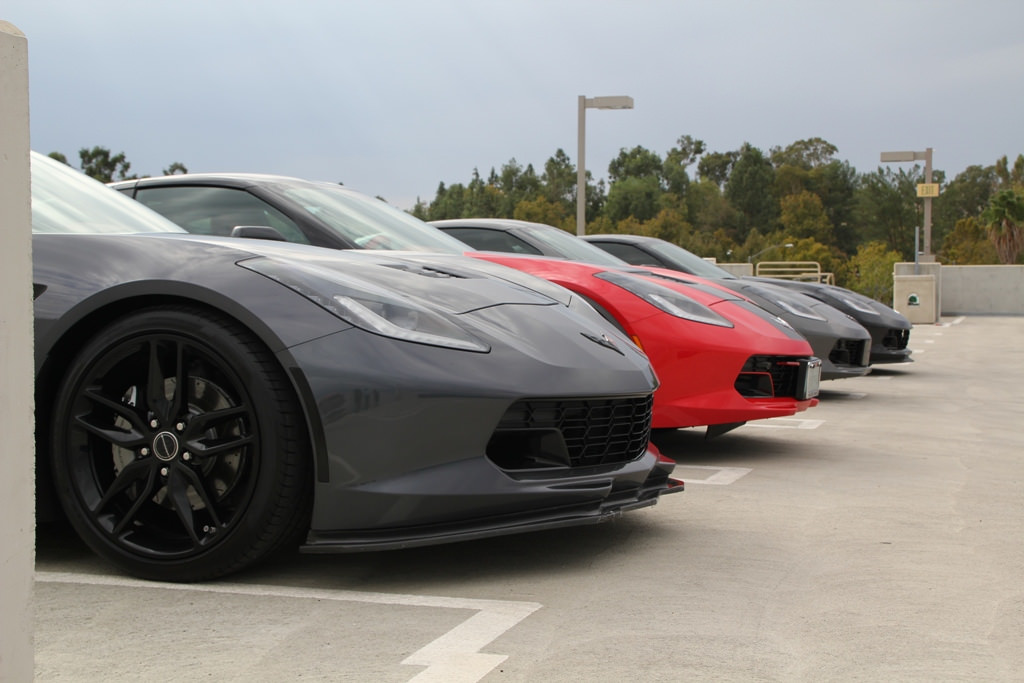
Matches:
[[940, 265, 1024, 315], [724, 259, 1023, 317], [893, 274, 937, 324], [0, 18, 36, 683]]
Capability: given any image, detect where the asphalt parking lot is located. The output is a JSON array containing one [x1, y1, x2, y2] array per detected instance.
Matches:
[[34, 315, 1024, 682]]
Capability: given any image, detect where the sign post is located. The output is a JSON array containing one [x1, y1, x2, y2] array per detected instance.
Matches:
[[881, 148, 937, 260]]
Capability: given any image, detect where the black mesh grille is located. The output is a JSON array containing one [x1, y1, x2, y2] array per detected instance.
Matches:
[[487, 395, 653, 471], [735, 356, 803, 398], [882, 328, 910, 350], [829, 338, 869, 367]]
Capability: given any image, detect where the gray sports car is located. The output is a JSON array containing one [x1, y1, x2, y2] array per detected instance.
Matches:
[[33, 153, 680, 582]]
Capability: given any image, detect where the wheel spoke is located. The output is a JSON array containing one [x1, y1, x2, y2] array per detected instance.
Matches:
[[187, 404, 248, 433], [94, 458, 156, 514], [109, 466, 159, 537], [188, 433, 254, 460], [177, 465, 224, 528], [168, 342, 188, 422], [166, 468, 203, 545], [73, 411, 147, 450], [82, 386, 146, 433], [145, 340, 167, 421]]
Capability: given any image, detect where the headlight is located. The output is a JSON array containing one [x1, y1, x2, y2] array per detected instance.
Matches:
[[742, 284, 827, 321], [770, 294, 827, 321], [595, 271, 733, 328], [836, 293, 880, 316], [242, 257, 490, 352]]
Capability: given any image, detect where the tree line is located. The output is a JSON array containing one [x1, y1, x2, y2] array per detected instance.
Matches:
[[407, 136, 1023, 301], [51, 139, 1024, 302]]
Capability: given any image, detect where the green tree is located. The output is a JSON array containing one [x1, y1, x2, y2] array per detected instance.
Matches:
[[686, 178, 740, 237], [939, 217, 998, 264], [696, 151, 737, 188], [426, 181, 467, 220], [410, 198, 429, 220], [634, 208, 692, 245], [779, 191, 832, 243], [162, 162, 188, 175], [512, 196, 569, 229], [607, 145, 663, 184], [725, 143, 778, 241], [78, 146, 134, 182], [933, 164, 995, 253], [541, 149, 578, 206], [604, 175, 662, 223], [809, 160, 859, 254], [842, 241, 903, 303], [769, 137, 838, 169], [48, 151, 69, 165], [493, 158, 541, 217], [994, 154, 1024, 187], [852, 166, 921, 258], [661, 135, 705, 196], [981, 188, 1024, 264]]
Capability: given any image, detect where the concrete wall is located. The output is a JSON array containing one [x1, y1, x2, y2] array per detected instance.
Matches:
[[0, 19, 36, 682], [939, 265, 1024, 315], [726, 259, 1023, 317]]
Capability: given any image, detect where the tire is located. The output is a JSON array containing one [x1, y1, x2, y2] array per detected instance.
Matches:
[[49, 306, 312, 582]]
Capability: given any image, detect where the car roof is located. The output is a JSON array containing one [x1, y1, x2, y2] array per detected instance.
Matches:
[[431, 218, 554, 231], [582, 233, 656, 245], [110, 172, 320, 191]]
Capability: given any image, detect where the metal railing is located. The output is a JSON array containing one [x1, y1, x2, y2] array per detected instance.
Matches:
[[754, 261, 835, 285]]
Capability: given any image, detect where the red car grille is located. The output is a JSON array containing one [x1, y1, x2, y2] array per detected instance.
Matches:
[[735, 356, 809, 399]]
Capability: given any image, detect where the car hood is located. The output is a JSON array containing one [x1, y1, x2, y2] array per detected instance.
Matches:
[[162, 235, 574, 315], [749, 277, 911, 329]]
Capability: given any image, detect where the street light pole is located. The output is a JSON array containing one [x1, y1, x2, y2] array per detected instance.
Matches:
[[880, 148, 935, 260], [748, 242, 794, 263], [576, 95, 633, 236]]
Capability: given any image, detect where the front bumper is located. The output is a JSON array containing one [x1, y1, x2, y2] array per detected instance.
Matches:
[[302, 452, 682, 552]]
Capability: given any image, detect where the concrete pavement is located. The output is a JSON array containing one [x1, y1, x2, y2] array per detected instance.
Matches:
[[34, 315, 1024, 682]]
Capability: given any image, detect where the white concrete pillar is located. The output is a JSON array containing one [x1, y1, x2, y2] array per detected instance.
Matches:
[[0, 19, 35, 683]]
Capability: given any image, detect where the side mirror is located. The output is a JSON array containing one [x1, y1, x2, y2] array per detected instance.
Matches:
[[230, 225, 287, 242]]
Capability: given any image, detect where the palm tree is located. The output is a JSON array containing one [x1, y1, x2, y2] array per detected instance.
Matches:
[[981, 188, 1024, 264]]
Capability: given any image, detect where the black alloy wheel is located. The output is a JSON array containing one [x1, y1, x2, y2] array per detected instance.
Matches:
[[50, 306, 311, 582]]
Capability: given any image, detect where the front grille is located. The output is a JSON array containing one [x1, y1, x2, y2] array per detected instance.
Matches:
[[486, 395, 653, 471], [883, 328, 910, 350], [829, 338, 869, 367], [735, 356, 804, 398]]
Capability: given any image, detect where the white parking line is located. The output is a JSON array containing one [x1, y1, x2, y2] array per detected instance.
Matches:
[[747, 418, 824, 430], [35, 571, 541, 683], [822, 391, 866, 399], [672, 466, 752, 485]]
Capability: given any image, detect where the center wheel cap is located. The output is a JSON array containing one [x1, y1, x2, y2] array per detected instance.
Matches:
[[152, 431, 180, 461]]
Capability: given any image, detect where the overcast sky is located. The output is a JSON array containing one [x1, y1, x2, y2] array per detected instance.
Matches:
[[6, 1, 1023, 209]]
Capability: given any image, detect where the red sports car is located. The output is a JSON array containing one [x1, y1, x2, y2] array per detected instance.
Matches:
[[110, 173, 821, 435], [463, 251, 820, 433]]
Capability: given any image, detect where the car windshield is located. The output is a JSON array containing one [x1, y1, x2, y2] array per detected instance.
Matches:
[[645, 240, 736, 279], [519, 224, 628, 266], [279, 182, 466, 254], [30, 152, 186, 235]]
